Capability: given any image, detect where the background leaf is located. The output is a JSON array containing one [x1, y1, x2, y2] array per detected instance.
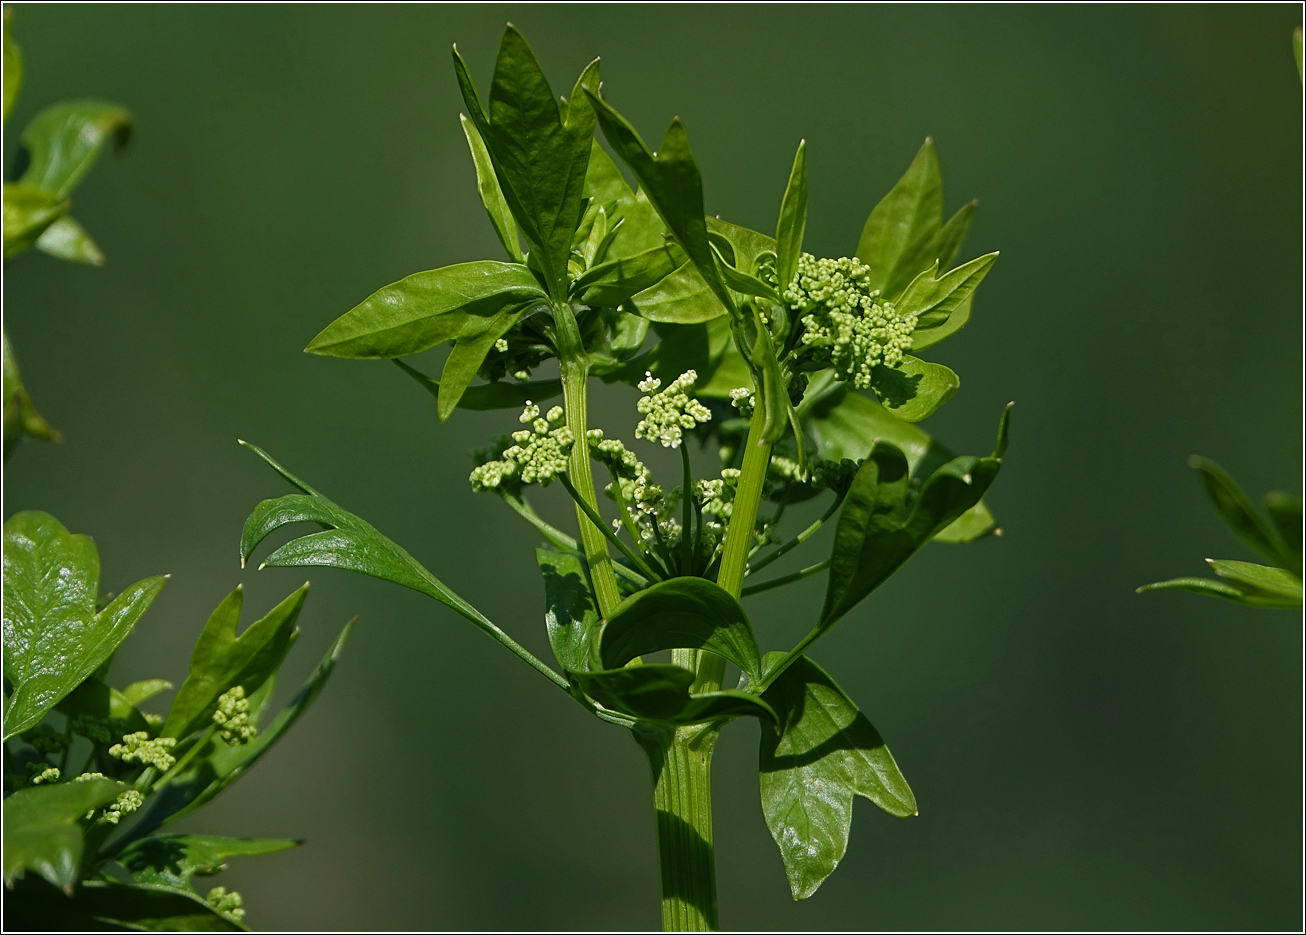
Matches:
[[119, 835, 300, 892], [759, 654, 915, 900], [537, 548, 599, 676]]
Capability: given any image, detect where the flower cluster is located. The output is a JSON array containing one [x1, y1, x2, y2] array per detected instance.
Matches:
[[213, 686, 257, 746], [207, 887, 246, 923], [102, 788, 145, 824], [28, 764, 61, 786], [635, 371, 712, 448], [470, 403, 576, 491], [785, 253, 918, 388], [109, 731, 178, 771], [728, 387, 754, 417]]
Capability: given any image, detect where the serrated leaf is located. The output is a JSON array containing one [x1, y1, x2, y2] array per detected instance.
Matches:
[[598, 576, 762, 684], [3, 779, 127, 891], [305, 261, 545, 359], [868, 355, 959, 422], [571, 663, 776, 726], [119, 835, 299, 892], [3, 511, 166, 739], [759, 654, 915, 900]]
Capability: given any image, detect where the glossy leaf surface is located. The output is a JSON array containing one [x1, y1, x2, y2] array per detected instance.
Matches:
[[572, 663, 776, 726], [625, 260, 728, 324], [3, 779, 126, 890], [3, 511, 166, 739], [20, 100, 131, 199], [759, 654, 915, 899], [162, 585, 306, 740], [599, 577, 763, 684], [868, 355, 959, 423], [538, 548, 600, 676], [305, 261, 544, 359], [460, 115, 522, 262]]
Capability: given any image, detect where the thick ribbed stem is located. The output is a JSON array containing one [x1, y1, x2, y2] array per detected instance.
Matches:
[[639, 726, 720, 932], [553, 303, 622, 616]]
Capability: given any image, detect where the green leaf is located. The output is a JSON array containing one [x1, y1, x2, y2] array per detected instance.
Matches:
[[599, 577, 763, 684], [537, 548, 600, 676], [239, 442, 488, 625], [855, 139, 942, 298], [3, 511, 166, 739], [1264, 491, 1303, 571], [35, 214, 104, 265], [897, 252, 999, 331], [3, 181, 66, 260], [454, 29, 596, 297], [586, 92, 736, 315], [930, 200, 977, 272], [714, 244, 782, 302], [305, 261, 545, 359], [3, 329, 61, 457], [909, 292, 973, 351], [119, 835, 299, 892], [4, 7, 21, 122], [460, 115, 522, 262], [571, 664, 776, 726], [4, 876, 245, 932], [161, 585, 306, 740], [132, 619, 354, 832], [56, 677, 150, 737], [759, 654, 915, 900], [775, 140, 808, 291], [868, 355, 959, 422], [572, 241, 685, 307], [437, 298, 543, 419], [1188, 456, 1291, 568], [121, 679, 174, 707], [1136, 573, 1302, 609], [394, 359, 562, 412], [608, 317, 751, 396], [821, 405, 1010, 627], [20, 100, 131, 199], [3, 779, 127, 891], [626, 260, 729, 324], [930, 500, 998, 543]]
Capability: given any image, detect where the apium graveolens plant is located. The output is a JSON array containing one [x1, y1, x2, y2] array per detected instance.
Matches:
[[240, 26, 1012, 931], [2, 14, 352, 930]]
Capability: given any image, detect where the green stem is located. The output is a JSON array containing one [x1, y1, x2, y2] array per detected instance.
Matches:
[[554, 302, 622, 616], [638, 726, 721, 932], [680, 445, 694, 575], [746, 491, 844, 577], [559, 474, 661, 583], [740, 559, 830, 597], [716, 408, 772, 599]]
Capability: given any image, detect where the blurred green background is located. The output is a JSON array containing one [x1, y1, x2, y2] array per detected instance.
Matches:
[[4, 4, 1302, 930]]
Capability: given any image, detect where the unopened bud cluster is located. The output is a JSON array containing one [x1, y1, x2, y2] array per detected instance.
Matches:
[[109, 731, 177, 771], [785, 253, 918, 388], [470, 403, 575, 491], [635, 371, 711, 449], [213, 686, 257, 746]]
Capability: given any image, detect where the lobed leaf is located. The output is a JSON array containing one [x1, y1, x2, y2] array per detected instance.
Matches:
[[598, 576, 763, 684], [3, 511, 166, 739], [305, 261, 545, 360], [759, 654, 915, 900], [119, 834, 300, 892], [161, 585, 307, 740], [3, 779, 127, 891]]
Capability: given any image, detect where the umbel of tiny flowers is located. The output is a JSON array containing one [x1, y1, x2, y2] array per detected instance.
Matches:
[[470, 403, 575, 491], [635, 370, 713, 448], [785, 253, 918, 389]]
